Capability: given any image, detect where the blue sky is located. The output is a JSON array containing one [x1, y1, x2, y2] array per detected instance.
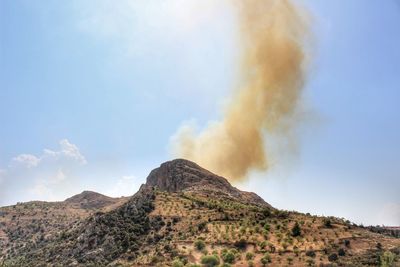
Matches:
[[1, 0, 399, 226]]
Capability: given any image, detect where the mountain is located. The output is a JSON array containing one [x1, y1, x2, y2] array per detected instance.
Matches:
[[64, 190, 121, 210], [1, 159, 399, 266]]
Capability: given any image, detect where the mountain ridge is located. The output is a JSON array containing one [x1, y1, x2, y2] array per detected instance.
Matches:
[[1, 159, 399, 266]]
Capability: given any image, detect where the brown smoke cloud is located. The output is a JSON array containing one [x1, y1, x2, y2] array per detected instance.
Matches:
[[172, 0, 309, 180]]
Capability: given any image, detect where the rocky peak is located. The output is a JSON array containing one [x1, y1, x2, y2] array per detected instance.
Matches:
[[146, 159, 231, 192], [145, 159, 271, 207]]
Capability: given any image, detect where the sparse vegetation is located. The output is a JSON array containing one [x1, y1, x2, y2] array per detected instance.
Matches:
[[379, 250, 396, 267], [1, 159, 399, 266]]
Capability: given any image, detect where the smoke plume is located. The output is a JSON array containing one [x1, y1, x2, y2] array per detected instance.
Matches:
[[172, 0, 309, 180]]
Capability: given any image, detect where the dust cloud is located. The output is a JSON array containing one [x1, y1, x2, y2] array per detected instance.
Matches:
[[172, 0, 310, 180]]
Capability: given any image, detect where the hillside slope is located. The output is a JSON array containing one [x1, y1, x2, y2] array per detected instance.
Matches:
[[0, 159, 399, 266]]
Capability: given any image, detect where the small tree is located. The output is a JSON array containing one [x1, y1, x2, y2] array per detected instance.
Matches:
[[260, 253, 272, 266], [201, 255, 220, 267], [172, 259, 184, 267], [323, 218, 332, 228], [221, 251, 235, 264], [246, 252, 254, 260], [291, 222, 301, 237], [194, 239, 205, 251]]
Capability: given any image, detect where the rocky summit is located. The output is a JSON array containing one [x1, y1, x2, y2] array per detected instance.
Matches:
[[146, 159, 269, 208], [1, 159, 399, 266]]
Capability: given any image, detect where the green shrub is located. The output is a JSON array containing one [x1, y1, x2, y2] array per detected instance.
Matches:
[[306, 258, 315, 266], [328, 253, 338, 262], [230, 248, 239, 256], [171, 258, 184, 267], [245, 252, 254, 260], [380, 251, 395, 267], [305, 250, 316, 258], [259, 241, 268, 249], [200, 255, 220, 267], [221, 251, 235, 264], [260, 253, 271, 266], [194, 239, 206, 251], [198, 222, 207, 231], [323, 218, 332, 228], [291, 222, 301, 237]]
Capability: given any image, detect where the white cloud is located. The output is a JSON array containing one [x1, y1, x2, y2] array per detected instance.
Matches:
[[107, 175, 139, 197], [12, 154, 41, 168], [2, 139, 87, 204], [43, 139, 87, 165], [11, 139, 87, 170]]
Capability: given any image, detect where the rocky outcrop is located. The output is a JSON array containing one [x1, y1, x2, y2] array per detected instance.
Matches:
[[146, 159, 271, 207]]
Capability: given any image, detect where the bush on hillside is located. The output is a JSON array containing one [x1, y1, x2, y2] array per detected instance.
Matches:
[[194, 239, 205, 251], [221, 251, 235, 264], [200, 255, 220, 267], [291, 222, 301, 237]]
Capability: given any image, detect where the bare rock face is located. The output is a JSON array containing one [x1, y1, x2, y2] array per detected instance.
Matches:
[[146, 159, 271, 207]]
